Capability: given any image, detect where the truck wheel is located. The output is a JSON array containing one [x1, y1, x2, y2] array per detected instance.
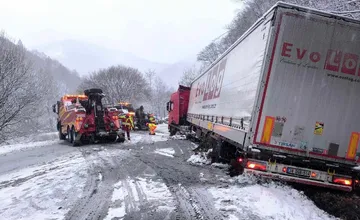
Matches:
[[170, 126, 177, 136], [211, 140, 222, 163], [229, 159, 243, 177], [67, 127, 72, 143], [69, 127, 74, 144], [58, 124, 66, 140], [117, 134, 125, 143], [108, 135, 117, 142], [71, 127, 81, 146]]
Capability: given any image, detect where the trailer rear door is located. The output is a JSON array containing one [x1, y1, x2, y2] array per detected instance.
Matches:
[[253, 7, 360, 164]]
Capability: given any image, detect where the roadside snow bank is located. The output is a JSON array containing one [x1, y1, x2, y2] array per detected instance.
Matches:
[[0, 152, 87, 220], [209, 181, 337, 220], [187, 153, 211, 165], [154, 148, 175, 157], [0, 139, 60, 156], [211, 163, 230, 169], [2, 132, 58, 145]]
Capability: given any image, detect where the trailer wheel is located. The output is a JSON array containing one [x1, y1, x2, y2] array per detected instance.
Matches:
[[211, 139, 222, 163], [229, 159, 244, 177]]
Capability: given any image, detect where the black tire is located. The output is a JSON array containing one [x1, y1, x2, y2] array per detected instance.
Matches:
[[58, 124, 66, 140], [71, 127, 81, 146], [70, 127, 74, 144], [211, 140, 222, 163], [108, 135, 117, 142], [229, 159, 244, 177], [170, 126, 177, 136], [67, 127, 72, 143], [117, 134, 125, 143]]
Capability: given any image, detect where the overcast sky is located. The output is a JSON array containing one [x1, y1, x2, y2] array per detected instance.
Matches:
[[0, 0, 240, 64]]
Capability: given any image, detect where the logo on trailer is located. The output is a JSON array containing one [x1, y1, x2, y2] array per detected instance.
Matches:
[[280, 41, 360, 76], [194, 59, 227, 103]]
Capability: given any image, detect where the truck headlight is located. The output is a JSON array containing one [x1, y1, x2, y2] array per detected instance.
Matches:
[[84, 124, 89, 128]]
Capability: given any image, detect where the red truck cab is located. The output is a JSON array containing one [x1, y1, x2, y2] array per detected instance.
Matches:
[[166, 85, 191, 135]]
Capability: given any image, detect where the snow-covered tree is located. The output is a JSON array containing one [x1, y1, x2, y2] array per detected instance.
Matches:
[[152, 76, 173, 118], [179, 65, 199, 87], [0, 34, 54, 141]]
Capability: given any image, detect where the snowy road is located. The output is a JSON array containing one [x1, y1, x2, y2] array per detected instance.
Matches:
[[0, 124, 354, 220]]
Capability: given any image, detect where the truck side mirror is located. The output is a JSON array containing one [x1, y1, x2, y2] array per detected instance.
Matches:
[[52, 104, 57, 113], [166, 102, 170, 112]]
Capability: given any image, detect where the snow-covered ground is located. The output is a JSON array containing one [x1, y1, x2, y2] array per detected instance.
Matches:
[[211, 162, 230, 169], [155, 123, 169, 134], [0, 152, 87, 220], [0, 127, 342, 220], [187, 152, 211, 165], [209, 176, 337, 220], [105, 175, 175, 219], [169, 134, 187, 140], [154, 148, 175, 157], [121, 124, 170, 146], [187, 153, 338, 220]]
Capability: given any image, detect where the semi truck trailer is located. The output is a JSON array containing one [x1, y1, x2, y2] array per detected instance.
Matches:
[[167, 2, 360, 192]]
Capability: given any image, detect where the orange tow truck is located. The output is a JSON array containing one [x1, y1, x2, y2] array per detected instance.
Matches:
[[53, 89, 125, 146]]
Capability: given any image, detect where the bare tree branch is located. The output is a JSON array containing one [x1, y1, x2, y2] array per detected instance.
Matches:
[[78, 65, 151, 106]]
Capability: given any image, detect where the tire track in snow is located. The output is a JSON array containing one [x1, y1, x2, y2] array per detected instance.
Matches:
[[65, 148, 131, 220], [135, 140, 225, 220], [113, 155, 175, 220]]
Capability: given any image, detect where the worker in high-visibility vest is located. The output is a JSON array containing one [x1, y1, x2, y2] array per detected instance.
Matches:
[[119, 113, 134, 140], [147, 114, 157, 135]]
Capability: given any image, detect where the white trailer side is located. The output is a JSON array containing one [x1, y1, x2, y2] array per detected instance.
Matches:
[[187, 8, 275, 146]]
